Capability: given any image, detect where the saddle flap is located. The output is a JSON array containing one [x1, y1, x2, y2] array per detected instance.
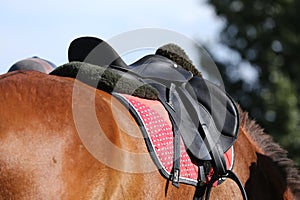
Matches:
[[187, 76, 239, 140]]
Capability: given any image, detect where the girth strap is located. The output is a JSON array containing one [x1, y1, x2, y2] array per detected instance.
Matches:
[[193, 170, 248, 200], [205, 170, 248, 200]]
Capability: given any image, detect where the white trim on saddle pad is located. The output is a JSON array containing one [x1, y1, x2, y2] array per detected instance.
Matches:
[[114, 93, 234, 186]]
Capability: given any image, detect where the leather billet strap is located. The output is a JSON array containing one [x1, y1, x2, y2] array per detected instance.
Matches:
[[159, 83, 181, 187], [156, 83, 192, 187]]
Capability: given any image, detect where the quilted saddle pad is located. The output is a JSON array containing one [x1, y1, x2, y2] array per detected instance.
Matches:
[[114, 93, 234, 186]]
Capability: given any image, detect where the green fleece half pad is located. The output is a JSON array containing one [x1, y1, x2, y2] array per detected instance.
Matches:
[[50, 61, 158, 100]]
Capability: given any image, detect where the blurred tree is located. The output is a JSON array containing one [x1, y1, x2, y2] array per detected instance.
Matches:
[[204, 0, 300, 165]]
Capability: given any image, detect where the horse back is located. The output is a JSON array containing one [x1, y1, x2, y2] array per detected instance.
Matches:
[[0, 71, 198, 199]]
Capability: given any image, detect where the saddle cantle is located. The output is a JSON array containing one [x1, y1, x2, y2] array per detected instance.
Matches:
[[52, 36, 247, 200]]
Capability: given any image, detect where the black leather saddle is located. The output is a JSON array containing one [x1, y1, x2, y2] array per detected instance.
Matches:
[[68, 37, 247, 200]]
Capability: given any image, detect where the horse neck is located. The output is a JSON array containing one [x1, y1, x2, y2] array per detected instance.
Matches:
[[237, 125, 295, 200]]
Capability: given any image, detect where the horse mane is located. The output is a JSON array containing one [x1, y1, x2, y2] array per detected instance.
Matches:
[[239, 109, 300, 196]]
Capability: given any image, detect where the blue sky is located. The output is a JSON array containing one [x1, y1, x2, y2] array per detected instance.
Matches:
[[0, 0, 223, 74]]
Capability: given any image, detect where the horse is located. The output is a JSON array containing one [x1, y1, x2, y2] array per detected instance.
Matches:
[[7, 57, 56, 73], [0, 71, 299, 199]]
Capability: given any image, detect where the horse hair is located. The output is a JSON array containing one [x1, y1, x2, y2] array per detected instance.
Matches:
[[239, 108, 300, 196]]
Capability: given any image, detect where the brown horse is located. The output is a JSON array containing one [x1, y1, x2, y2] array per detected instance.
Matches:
[[0, 71, 299, 199]]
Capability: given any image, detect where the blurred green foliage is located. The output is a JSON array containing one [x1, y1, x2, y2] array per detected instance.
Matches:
[[205, 0, 300, 165]]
